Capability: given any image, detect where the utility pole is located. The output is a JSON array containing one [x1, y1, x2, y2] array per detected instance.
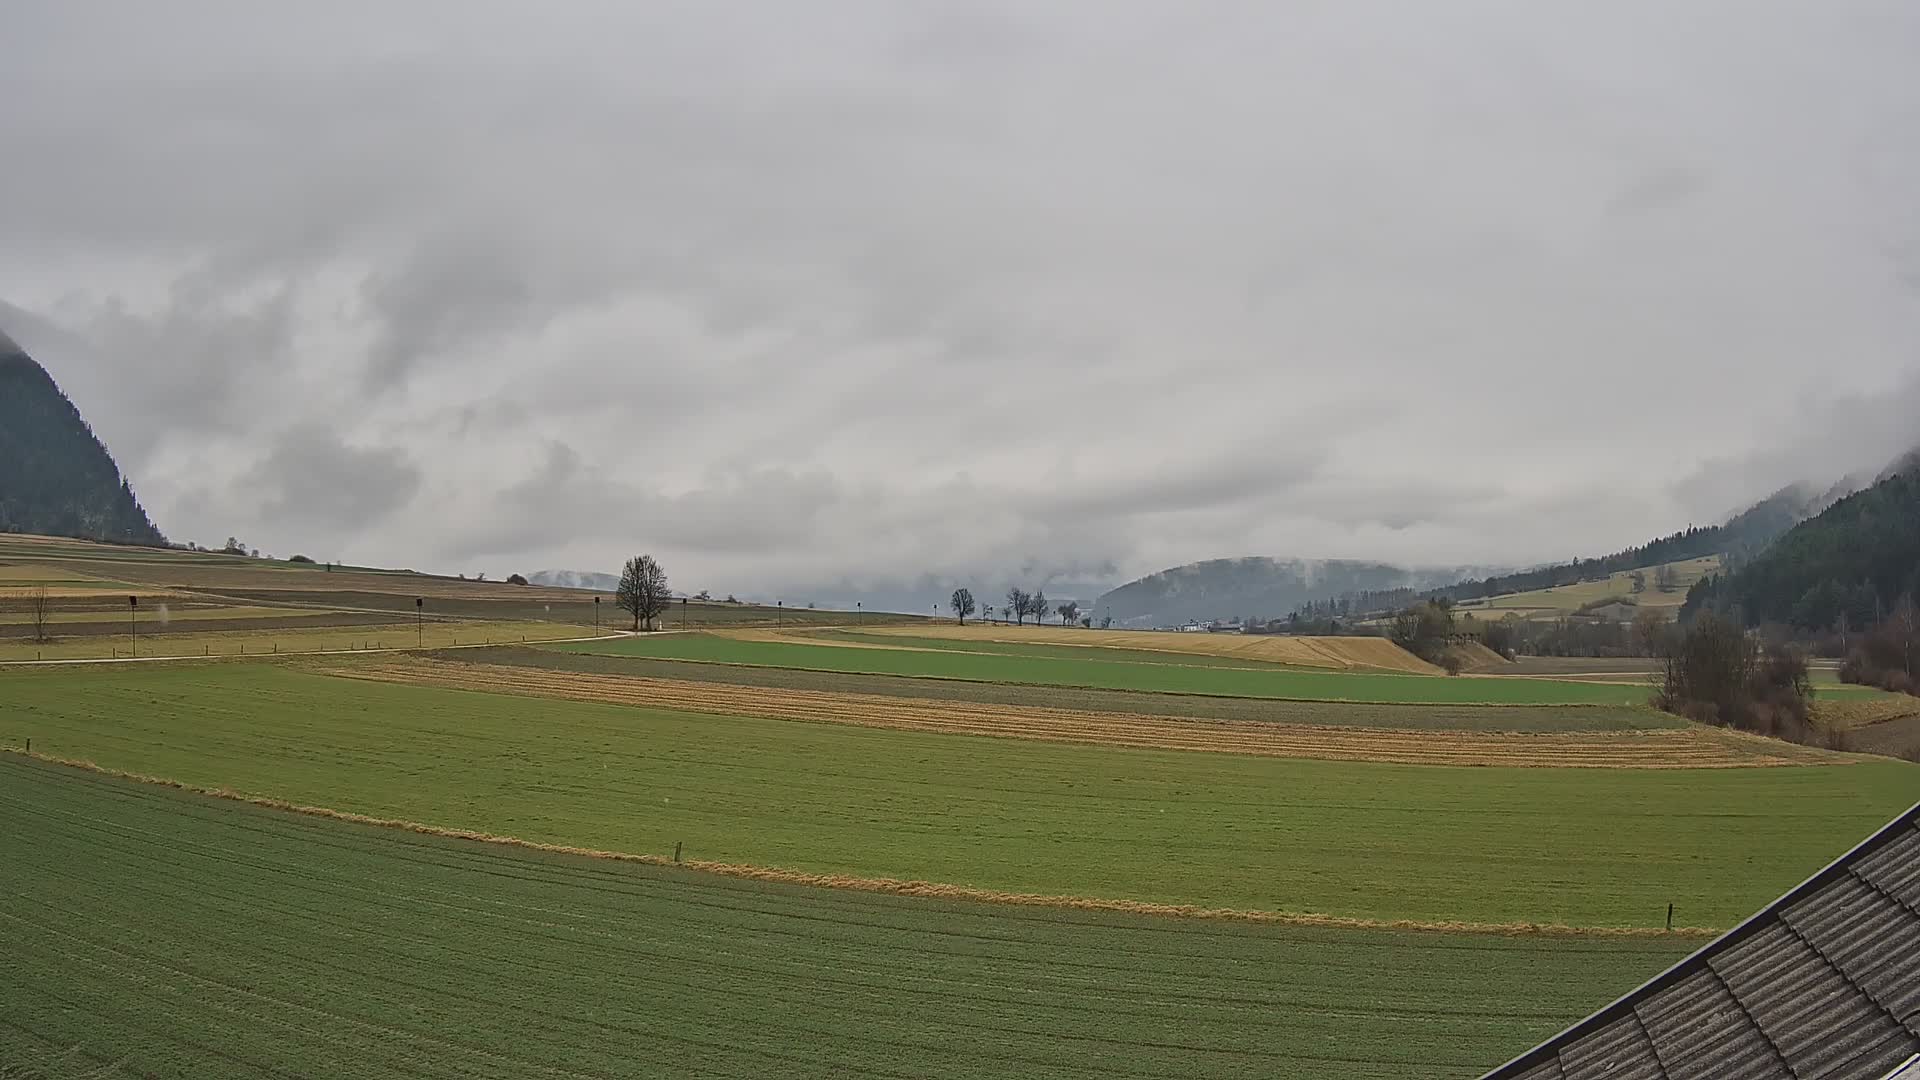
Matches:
[[857, 601, 862, 626], [129, 595, 138, 658], [415, 597, 424, 647], [594, 596, 601, 633], [777, 600, 782, 628], [682, 596, 688, 630]]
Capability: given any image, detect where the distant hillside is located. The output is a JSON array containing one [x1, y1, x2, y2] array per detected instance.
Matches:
[[1425, 482, 1842, 608], [1095, 558, 1482, 627], [526, 569, 621, 592], [1112, 483, 1845, 628], [0, 334, 165, 546], [1684, 466, 1920, 629]]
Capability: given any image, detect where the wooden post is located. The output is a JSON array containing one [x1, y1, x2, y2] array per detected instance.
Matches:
[[674, 842, 682, 864], [1666, 903, 1674, 931], [24, 738, 29, 754]]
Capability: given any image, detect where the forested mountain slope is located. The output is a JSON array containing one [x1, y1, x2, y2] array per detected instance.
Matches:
[[0, 334, 165, 545]]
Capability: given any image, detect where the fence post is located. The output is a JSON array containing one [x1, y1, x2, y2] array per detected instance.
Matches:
[[674, 842, 683, 864], [1666, 903, 1674, 931]]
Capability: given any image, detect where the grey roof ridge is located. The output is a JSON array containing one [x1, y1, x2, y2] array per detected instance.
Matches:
[[1482, 798, 1920, 1079]]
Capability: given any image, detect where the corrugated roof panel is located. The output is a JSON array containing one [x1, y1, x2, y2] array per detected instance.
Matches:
[[1636, 969, 1788, 1077], [1783, 874, 1920, 1029], [1507, 1060, 1565, 1080], [1714, 921, 1909, 1077], [1821, 1032, 1920, 1080], [1857, 826, 1920, 904], [1556, 1012, 1664, 1080]]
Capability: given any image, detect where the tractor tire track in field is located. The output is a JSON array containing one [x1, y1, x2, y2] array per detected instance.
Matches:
[[318, 657, 1841, 769]]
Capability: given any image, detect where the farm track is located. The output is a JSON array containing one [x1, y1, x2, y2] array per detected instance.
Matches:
[[321, 657, 1839, 768]]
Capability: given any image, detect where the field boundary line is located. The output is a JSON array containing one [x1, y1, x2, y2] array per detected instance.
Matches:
[[319, 658, 1834, 768], [0, 749, 1720, 939], [0, 631, 638, 668], [547, 646, 1652, 709]]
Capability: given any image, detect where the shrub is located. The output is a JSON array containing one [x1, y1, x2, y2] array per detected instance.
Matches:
[[506, 573, 529, 586], [1655, 613, 1812, 743], [288, 554, 314, 564]]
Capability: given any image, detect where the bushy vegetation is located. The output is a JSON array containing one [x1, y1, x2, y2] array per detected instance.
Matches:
[[1653, 612, 1817, 743], [1390, 599, 1460, 671], [1838, 597, 1919, 697]]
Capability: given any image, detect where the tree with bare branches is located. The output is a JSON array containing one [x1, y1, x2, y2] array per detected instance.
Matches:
[[27, 585, 51, 643], [616, 554, 671, 631], [1006, 588, 1029, 626]]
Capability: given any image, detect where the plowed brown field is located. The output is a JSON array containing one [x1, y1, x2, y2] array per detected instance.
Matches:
[[322, 658, 1840, 768]]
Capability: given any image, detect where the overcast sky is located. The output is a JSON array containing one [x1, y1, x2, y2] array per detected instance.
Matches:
[[4, 1, 1918, 597]]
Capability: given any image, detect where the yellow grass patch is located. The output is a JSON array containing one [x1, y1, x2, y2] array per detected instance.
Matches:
[[1814, 695, 1920, 730], [855, 623, 1443, 673], [4, 748, 1717, 938], [0, 620, 590, 662], [321, 657, 1842, 768]]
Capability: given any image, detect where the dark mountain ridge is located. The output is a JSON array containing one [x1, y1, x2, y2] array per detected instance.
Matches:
[[0, 334, 166, 546], [1683, 464, 1920, 629]]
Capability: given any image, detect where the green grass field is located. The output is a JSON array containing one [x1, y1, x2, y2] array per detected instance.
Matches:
[[0, 755, 1692, 1080], [552, 633, 1658, 704], [813, 629, 1316, 669], [463, 646, 1685, 731], [5, 662, 1913, 928]]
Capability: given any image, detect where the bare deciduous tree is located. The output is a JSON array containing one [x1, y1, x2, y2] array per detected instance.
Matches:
[[1006, 588, 1029, 626], [27, 585, 52, 643], [617, 554, 671, 631], [1029, 589, 1047, 627], [1056, 600, 1079, 626], [950, 587, 976, 625]]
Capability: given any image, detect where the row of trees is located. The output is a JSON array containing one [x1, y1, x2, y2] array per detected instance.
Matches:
[[947, 587, 1086, 627]]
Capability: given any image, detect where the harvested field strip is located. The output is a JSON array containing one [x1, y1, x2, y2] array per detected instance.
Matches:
[[554, 633, 1653, 704], [9, 662, 1915, 927], [328, 657, 1833, 768], [449, 646, 1687, 731], [855, 624, 1444, 673], [0, 618, 580, 661], [1813, 696, 1920, 729], [0, 756, 1693, 1079]]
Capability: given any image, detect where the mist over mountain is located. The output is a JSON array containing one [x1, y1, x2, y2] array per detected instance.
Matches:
[[525, 569, 621, 593], [1096, 558, 1501, 628], [0, 332, 165, 546]]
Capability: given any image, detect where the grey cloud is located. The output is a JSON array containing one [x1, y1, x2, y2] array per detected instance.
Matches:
[[3, 0, 1918, 590], [241, 425, 423, 534]]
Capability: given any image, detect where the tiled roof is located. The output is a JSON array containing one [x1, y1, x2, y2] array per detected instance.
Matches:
[[1485, 802, 1920, 1080]]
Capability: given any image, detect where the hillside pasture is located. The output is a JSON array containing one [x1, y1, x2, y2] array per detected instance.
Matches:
[[0, 532, 892, 629], [552, 631, 1657, 704], [3, 661, 1911, 928], [1450, 556, 1720, 622], [0, 618, 589, 661], [0, 755, 1693, 1080]]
